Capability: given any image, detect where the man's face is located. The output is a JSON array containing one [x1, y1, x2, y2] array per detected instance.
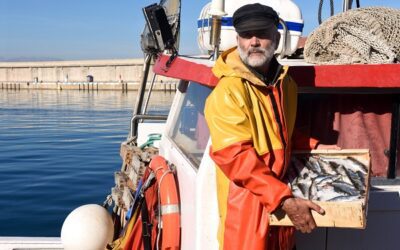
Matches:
[[237, 28, 279, 69]]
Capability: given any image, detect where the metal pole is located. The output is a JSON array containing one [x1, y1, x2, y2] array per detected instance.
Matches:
[[210, 16, 222, 61], [129, 114, 168, 143], [208, 0, 226, 61], [342, 0, 353, 12], [130, 53, 153, 140], [142, 73, 157, 115]]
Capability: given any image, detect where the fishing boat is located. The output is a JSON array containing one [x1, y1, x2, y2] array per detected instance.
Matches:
[[2, 0, 400, 249], [99, 1, 400, 249]]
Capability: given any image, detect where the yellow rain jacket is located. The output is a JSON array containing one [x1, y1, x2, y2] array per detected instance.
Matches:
[[205, 47, 313, 250]]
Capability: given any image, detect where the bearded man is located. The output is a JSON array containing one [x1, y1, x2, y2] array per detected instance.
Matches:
[[204, 3, 325, 250]]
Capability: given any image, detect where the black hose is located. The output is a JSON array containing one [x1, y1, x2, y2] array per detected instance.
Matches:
[[330, 0, 334, 16], [318, 0, 335, 24], [318, 0, 323, 24], [356, 0, 361, 8]]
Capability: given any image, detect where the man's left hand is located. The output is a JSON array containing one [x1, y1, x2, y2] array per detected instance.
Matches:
[[281, 197, 325, 233]]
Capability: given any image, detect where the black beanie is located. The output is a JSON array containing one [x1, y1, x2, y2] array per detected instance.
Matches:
[[232, 3, 279, 33]]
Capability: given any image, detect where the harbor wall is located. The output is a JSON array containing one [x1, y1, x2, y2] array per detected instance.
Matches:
[[0, 59, 178, 91]]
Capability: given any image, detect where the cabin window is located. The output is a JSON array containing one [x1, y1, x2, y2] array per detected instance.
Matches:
[[169, 81, 212, 167]]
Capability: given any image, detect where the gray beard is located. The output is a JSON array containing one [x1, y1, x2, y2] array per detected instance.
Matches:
[[238, 44, 276, 68]]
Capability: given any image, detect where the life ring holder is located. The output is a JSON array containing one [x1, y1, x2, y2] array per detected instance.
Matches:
[[149, 155, 180, 249]]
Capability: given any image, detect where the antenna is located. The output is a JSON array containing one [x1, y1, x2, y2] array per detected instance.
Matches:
[[208, 0, 226, 60]]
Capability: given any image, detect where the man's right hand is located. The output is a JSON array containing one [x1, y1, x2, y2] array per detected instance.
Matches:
[[281, 197, 325, 233]]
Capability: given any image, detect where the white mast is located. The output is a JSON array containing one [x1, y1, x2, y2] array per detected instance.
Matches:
[[342, 0, 353, 11]]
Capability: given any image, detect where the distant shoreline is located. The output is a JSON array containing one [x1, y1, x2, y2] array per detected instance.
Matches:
[[0, 81, 177, 91], [0, 58, 178, 91]]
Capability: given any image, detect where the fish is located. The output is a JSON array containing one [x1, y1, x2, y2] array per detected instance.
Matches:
[[328, 195, 361, 202], [318, 158, 338, 175], [343, 167, 365, 194], [288, 154, 367, 202], [332, 181, 360, 196], [314, 176, 349, 200], [305, 157, 322, 173], [291, 183, 307, 199], [315, 184, 347, 201], [320, 156, 368, 175], [309, 181, 318, 200], [334, 164, 354, 185], [297, 182, 311, 199], [314, 175, 338, 186], [356, 170, 366, 191], [347, 156, 368, 175]]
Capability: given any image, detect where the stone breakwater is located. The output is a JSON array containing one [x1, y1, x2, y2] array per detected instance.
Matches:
[[0, 58, 178, 91]]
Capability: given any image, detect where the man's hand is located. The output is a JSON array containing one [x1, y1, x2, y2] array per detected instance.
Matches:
[[281, 197, 325, 233]]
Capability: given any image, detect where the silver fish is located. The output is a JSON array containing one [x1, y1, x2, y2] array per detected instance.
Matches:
[[314, 175, 339, 186], [343, 167, 365, 194], [335, 164, 354, 185], [291, 183, 307, 199], [320, 156, 368, 175], [318, 158, 338, 176], [309, 181, 318, 200], [315, 184, 347, 201], [347, 157, 368, 175], [328, 195, 361, 202], [332, 181, 360, 196], [289, 155, 367, 202], [305, 157, 322, 173], [356, 170, 366, 191], [297, 182, 311, 199]]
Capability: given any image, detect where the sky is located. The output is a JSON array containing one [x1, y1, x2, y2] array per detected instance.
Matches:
[[1, 0, 399, 61]]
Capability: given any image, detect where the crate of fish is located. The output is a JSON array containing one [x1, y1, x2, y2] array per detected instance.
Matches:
[[269, 149, 370, 228]]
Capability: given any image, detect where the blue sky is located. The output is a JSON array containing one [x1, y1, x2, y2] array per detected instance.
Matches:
[[1, 0, 399, 61]]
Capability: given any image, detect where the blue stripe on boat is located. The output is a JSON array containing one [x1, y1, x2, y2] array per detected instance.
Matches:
[[197, 17, 303, 32]]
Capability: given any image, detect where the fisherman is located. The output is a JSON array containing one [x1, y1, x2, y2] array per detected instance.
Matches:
[[204, 3, 325, 249]]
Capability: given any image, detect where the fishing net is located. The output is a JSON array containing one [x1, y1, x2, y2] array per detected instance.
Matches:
[[304, 7, 400, 64]]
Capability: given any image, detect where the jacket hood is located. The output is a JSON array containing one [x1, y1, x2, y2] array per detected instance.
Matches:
[[212, 47, 288, 87]]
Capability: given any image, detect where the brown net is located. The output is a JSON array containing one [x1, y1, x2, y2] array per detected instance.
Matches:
[[304, 7, 400, 64]]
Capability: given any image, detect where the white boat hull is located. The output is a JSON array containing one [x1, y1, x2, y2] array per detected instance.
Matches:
[[0, 237, 62, 250]]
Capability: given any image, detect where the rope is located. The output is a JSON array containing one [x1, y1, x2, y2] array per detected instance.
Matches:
[[156, 168, 173, 250], [140, 133, 162, 149]]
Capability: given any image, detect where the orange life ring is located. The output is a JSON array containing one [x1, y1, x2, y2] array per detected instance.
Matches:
[[149, 155, 180, 249]]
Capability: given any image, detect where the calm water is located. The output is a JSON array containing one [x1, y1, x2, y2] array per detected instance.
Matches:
[[0, 89, 173, 236]]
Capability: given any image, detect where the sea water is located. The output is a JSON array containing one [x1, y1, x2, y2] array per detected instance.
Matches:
[[0, 89, 173, 236]]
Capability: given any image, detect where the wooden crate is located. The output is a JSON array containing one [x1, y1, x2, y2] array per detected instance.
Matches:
[[269, 149, 370, 229]]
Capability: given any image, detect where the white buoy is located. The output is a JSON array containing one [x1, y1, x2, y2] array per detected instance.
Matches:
[[61, 204, 114, 250]]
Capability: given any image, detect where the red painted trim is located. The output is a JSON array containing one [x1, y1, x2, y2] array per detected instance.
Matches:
[[154, 54, 400, 88], [153, 54, 219, 87], [288, 64, 400, 88]]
